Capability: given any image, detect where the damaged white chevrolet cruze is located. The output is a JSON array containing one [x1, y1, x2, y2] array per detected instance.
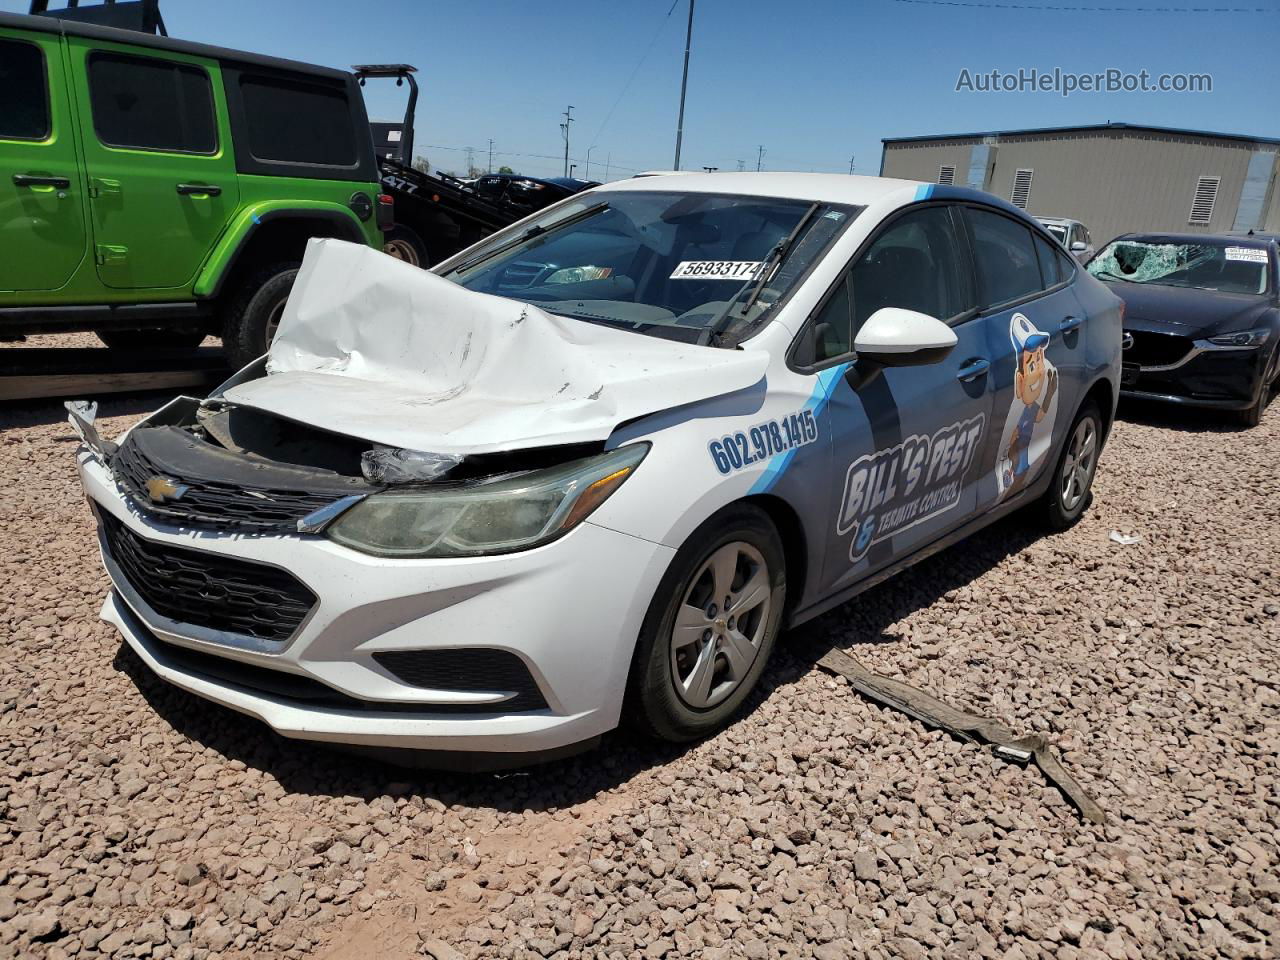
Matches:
[[75, 173, 1121, 763]]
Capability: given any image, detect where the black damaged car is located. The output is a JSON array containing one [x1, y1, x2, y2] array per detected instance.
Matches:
[[1086, 233, 1280, 426]]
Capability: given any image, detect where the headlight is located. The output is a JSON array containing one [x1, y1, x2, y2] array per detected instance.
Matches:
[[1206, 328, 1271, 348], [326, 444, 648, 558], [544, 265, 612, 284]]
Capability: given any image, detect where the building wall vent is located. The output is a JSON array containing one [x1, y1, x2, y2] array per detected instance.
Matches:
[[1189, 176, 1220, 225], [937, 164, 955, 185], [1010, 168, 1033, 209]]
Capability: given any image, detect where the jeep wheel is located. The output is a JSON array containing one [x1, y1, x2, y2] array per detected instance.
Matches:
[[627, 504, 786, 742], [97, 329, 206, 351], [221, 263, 299, 368], [382, 225, 428, 268]]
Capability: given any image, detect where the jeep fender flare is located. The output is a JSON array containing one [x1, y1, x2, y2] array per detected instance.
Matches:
[[194, 203, 369, 299]]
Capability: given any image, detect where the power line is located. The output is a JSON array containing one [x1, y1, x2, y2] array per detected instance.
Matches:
[[590, 0, 682, 150], [893, 0, 1272, 10]]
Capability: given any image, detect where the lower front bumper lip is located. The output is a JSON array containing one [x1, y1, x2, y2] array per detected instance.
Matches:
[[1119, 387, 1255, 411], [102, 590, 606, 755]]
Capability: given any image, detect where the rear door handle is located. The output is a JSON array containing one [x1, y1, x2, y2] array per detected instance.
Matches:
[[176, 183, 222, 197], [1058, 315, 1083, 333], [956, 358, 991, 382], [13, 173, 70, 189]]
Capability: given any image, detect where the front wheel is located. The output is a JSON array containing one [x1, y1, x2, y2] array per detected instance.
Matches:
[[1235, 349, 1278, 428], [1041, 401, 1102, 530], [220, 262, 299, 369], [627, 504, 786, 742]]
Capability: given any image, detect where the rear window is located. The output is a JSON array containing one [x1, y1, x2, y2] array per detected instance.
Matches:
[[966, 207, 1044, 307], [88, 52, 216, 154], [238, 75, 356, 166], [0, 39, 49, 141]]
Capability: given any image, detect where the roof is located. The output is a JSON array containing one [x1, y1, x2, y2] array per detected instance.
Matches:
[[883, 122, 1280, 148], [602, 171, 924, 205], [0, 10, 350, 82]]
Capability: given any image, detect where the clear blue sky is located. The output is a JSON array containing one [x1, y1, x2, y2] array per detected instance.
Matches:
[[7, 0, 1277, 181]]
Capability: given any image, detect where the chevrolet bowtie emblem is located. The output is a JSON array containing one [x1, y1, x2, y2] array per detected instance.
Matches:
[[146, 475, 189, 503]]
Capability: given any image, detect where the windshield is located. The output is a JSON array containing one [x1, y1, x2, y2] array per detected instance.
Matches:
[[1043, 224, 1068, 244], [442, 190, 858, 343], [1087, 239, 1269, 295]]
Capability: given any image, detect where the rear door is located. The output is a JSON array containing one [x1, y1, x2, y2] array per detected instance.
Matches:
[[0, 30, 87, 291], [961, 205, 1085, 509], [67, 39, 239, 289]]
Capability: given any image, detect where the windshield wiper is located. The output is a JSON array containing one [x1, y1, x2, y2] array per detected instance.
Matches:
[[700, 202, 821, 347], [449, 201, 610, 275], [1092, 270, 1133, 283]]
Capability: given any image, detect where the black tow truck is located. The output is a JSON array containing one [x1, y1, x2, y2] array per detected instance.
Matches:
[[354, 64, 594, 267]]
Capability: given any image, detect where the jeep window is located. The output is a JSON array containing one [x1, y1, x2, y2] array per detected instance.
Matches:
[[443, 191, 857, 343], [1087, 239, 1268, 295], [87, 52, 216, 154], [238, 75, 357, 166], [0, 39, 49, 141], [965, 207, 1044, 307]]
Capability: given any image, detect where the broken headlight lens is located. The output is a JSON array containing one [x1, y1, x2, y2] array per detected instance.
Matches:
[[326, 444, 648, 558]]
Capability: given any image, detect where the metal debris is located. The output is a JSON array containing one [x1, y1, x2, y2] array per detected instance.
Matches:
[[1109, 531, 1143, 545], [817, 648, 1106, 824]]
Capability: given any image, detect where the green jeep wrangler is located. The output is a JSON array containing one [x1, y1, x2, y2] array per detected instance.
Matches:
[[0, 2, 388, 367]]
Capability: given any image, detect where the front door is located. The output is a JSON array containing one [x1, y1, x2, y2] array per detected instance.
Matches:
[[814, 204, 995, 595], [67, 39, 238, 290], [0, 31, 87, 291]]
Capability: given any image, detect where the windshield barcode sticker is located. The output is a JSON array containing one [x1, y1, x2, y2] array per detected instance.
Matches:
[[1225, 247, 1267, 264], [670, 260, 768, 280]]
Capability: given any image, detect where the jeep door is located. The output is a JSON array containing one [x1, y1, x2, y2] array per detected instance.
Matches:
[[960, 205, 1086, 510], [800, 203, 995, 595], [0, 30, 87, 291], [66, 40, 239, 290]]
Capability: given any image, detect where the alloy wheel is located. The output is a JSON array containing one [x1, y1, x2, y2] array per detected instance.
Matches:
[[1060, 417, 1098, 512]]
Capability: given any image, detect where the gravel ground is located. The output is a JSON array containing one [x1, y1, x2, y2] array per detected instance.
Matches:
[[1, 379, 1277, 960]]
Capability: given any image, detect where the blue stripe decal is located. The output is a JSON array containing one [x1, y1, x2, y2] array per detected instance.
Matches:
[[749, 363, 848, 494], [914, 184, 934, 202]]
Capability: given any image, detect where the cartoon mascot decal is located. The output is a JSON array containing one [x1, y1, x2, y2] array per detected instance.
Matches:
[[996, 313, 1059, 499]]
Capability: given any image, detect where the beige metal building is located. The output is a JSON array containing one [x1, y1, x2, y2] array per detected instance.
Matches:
[[880, 123, 1280, 246]]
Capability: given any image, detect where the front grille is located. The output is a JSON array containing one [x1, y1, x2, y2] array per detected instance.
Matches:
[[112, 435, 350, 532], [1124, 329, 1193, 368], [100, 512, 315, 643], [373, 649, 549, 711]]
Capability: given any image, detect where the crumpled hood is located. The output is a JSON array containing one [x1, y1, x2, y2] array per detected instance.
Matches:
[[223, 239, 769, 455], [1109, 282, 1272, 338]]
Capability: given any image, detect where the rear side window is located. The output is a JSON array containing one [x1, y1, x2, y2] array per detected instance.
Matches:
[[87, 52, 216, 153], [0, 39, 50, 141], [1033, 233, 1064, 287], [965, 207, 1043, 307], [238, 75, 357, 166]]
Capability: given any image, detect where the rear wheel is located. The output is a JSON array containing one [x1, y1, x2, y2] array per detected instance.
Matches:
[[627, 504, 786, 742], [220, 262, 299, 369], [1041, 401, 1102, 530], [382, 225, 428, 268], [96, 329, 206, 351]]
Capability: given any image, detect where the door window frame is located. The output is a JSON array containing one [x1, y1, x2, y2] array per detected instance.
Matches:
[[954, 202, 1075, 315], [788, 201, 981, 375], [82, 47, 219, 157], [0, 36, 52, 143]]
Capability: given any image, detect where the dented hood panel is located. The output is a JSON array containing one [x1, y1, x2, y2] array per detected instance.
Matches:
[[223, 240, 770, 455]]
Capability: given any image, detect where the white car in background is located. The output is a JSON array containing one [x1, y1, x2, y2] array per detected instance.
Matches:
[[1037, 217, 1096, 262]]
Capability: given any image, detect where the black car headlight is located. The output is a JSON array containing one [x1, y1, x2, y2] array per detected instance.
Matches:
[[327, 444, 648, 558], [1205, 327, 1271, 349]]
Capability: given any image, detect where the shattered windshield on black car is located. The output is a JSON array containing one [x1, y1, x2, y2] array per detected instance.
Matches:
[[442, 190, 858, 343], [1087, 239, 1269, 295]]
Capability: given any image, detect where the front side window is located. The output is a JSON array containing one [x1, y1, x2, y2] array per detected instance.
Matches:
[[965, 207, 1043, 307], [0, 39, 49, 141], [87, 52, 216, 153], [444, 191, 857, 344], [1087, 239, 1268, 295], [238, 75, 356, 166]]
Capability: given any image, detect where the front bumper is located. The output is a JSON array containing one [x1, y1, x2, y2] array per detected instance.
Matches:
[[1120, 342, 1268, 410], [81, 453, 675, 754]]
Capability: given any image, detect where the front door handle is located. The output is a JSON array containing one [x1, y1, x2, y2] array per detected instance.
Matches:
[[13, 173, 71, 189], [176, 183, 222, 197], [1058, 315, 1083, 333], [956, 358, 991, 382]]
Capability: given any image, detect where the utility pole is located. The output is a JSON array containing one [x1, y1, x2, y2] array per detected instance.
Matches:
[[560, 106, 574, 178], [570, 164, 577, 178], [848, 154, 855, 175], [605, 152, 611, 181], [585, 146, 595, 180], [488, 139, 494, 173], [756, 145, 765, 171], [672, 0, 695, 170], [465, 146, 475, 176]]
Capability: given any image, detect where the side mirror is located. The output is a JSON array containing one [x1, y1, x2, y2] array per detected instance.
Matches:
[[1070, 240, 1088, 253], [853, 307, 957, 367]]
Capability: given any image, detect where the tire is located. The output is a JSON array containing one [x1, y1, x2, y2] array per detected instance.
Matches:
[[382, 225, 429, 268], [1235, 349, 1278, 428], [626, 504, 787, 742], [96, 329, 206, 351], [1041, 400, 1103, 531], [220, 262, 299, 369]]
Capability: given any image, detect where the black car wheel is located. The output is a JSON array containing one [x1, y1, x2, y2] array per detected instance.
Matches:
[[221, 263, 300, 369], [1042, 401, 1103, 530], [1236, 348, 1279, 428], [627, 504, 786, 742]]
